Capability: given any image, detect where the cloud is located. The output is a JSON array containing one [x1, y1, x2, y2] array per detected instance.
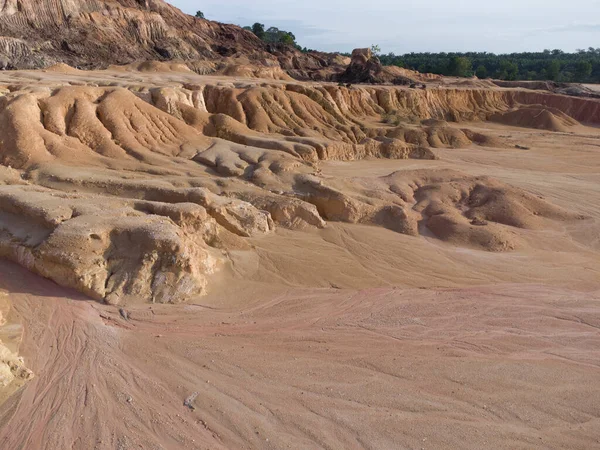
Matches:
[[542, 23, 600, 33], [169, 0, 600, 53]]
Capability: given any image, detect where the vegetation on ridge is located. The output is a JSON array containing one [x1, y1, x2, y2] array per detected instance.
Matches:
[[375, 49, 600, 83], [244, 23, 299, 47]]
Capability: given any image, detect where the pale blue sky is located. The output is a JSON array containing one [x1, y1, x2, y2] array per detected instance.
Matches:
[[170, 0, 600, 54]]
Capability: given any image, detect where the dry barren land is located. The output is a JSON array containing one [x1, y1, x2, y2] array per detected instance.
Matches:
[[0, 65, 599, 449]]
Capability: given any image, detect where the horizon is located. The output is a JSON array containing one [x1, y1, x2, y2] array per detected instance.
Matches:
[[170, 0, 600, 54]]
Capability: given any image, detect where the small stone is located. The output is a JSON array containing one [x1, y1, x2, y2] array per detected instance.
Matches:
[[119, 308, 129, 320], [105, 293, 120, 306], [470, 217, 488, 226]]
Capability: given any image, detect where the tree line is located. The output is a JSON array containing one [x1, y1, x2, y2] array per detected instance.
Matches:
[[195, 11, 599, 84], [243, 23, 305, 49], [376, 49, 600, 83]]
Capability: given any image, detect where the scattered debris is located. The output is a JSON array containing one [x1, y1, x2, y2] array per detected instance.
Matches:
[[471, 218, 489, 226], [119, 308, 129, 321], [184, 392, 199, 410]]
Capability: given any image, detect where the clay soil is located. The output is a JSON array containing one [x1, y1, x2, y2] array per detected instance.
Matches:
[[0, 67, 599, 449]]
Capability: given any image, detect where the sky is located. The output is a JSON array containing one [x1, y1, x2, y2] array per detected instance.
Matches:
[[169, 0, 600, 54]]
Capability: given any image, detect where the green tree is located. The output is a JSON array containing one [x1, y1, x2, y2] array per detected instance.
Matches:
[[546, 60, 561, 80], [475, 65, 488, 79], [447, 56, 472, 77], [371, 44, 381, 55], [526, 71, 538, 80], [262, 27, 298, 46], [195, 11, 205, 19], [280, 32, 296, 45], [246, 23, 300, 47], [497, 60, 518, 80], [251, 23, 265, 40], [575, 61, 593, 80], [375, 50, 600, 83]]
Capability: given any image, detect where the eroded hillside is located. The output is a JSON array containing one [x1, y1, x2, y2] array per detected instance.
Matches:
[[0, 65, 597, 306], [0, 59, 598, 450], [0, 0, 350, 80]]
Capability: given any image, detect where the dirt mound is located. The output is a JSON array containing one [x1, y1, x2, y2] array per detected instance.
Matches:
[[493, 79, 559, 91], [489, 105, 580, 131], [403, 170, 582, 250], [0, 0, 256, 69], [493, 80, 600, 99], [294, 169, 583, 252], [444, 77, 497, 89], [42, 63, 82, 74], [113, 61, 194, 73], [337, 48, 386, 84], [461, 128, 506, 147], [381, 122, 502, 149], [383, 125, 471, 149]]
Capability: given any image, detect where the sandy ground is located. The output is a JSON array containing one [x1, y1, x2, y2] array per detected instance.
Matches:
[[0, 68, 599, 449], [0, 262, 599, 450], [584, 84, 600, 92]]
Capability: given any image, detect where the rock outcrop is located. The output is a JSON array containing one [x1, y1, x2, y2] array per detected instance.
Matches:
[[336, 48, 418, 85], [0, 0, 251, 68], [0, 0, 342, 77], [337, 48, 385, 84], [0, 1, 427, 83]]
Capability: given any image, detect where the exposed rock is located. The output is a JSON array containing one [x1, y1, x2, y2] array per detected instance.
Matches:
[[337, 48, 419, 85], [0, 68, 592, 303], [189, 188, 274, 237], [337, 48, 384, 84], [0, 343, 33, 387], [292, 169, 585, 252], [0, 0, 268, 69], [0, 186, 224, 304], [0, 0, 344, 79]]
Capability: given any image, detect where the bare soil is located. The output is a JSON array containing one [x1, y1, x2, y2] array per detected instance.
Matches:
[[0, 66, 599, 449]]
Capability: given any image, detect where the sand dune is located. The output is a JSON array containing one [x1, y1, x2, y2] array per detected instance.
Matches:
[[489, 105, 580, 132]]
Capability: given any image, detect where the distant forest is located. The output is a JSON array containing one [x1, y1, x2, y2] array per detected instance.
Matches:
[[239, 21, 599, 84], [375, 49, 600, 83]]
